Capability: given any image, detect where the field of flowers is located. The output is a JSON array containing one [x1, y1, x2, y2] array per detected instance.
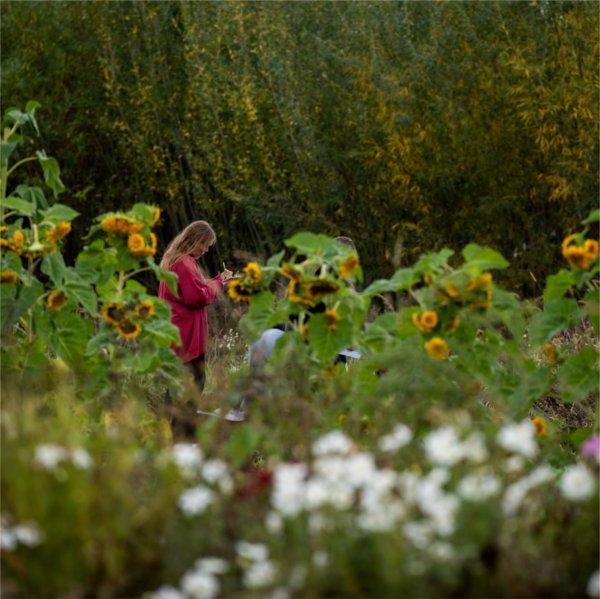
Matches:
[[1, 105, 599, 598]]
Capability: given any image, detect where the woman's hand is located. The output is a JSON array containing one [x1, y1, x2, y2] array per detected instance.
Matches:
[[219, 269, 234, 283]]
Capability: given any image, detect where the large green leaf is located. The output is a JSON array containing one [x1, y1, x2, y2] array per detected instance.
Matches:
[[583, 209, 600, 225], [143, 319, 181, 347], [543, 270, 575, 303], [584, 288, 599, 334], [63, 272, 98, 315], [413, 249, 454, 274], [147, 258, 178, 294], [528, 298, 583, 345], [558, 347, 599, 404], [36, 150, 65, 196], [462, 243, 509, 271], [41, 204, 79, 222], [1, 195, 35, 216], [1, 279, 43, 334], [41, 253, 69, 287], [49, 309, 93, 366], [285, 232, 340, 256], [239, 291, 288, 341], [0, 141, 18, 164], [505, 363, 550, 417], [307, 310, 354, 363], [363, 268, 416, 296], [16, 185, 48, 210]]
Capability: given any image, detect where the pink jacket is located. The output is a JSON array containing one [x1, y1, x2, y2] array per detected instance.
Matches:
[[158, 256, 223, 363]]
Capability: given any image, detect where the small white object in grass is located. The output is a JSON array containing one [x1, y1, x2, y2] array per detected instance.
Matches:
[[71, 448, 93, 470], [378, 423, 413, 452], [559, 463, 596, 502], [0, 528, 17, 551], [265, 511, 283, 534], [423, 426, 464, 466], [13, 522, 43, 547], [587, 570, 600, 597], [312, 431, 353, 456], [502, 465, 554, 516], [458, 473, 501, 502], [313, 551, 329, 568], [178, 486, 214, 516], [497, 421, 538, 458], [151, 586, 184, 599], [181, 569, 219, 599], [194, 557, 229, 575], [172, 443, 203, 478], [202, 459, 228, 483], [35, 444, 68, 470], [236, 540, 269, 562], [243, 560, 278, 589]]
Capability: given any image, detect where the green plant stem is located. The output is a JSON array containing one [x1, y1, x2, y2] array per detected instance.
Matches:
[[6, 155, 37, 179], [124, 267, 151, 282]]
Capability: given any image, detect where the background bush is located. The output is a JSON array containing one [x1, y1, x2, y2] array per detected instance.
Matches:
[[2, 1, 597, 293]]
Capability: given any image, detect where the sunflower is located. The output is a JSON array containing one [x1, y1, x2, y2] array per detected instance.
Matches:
[[445, 281, 461, 300], [12, 230, 25, 246], [543, 342, 558, 365], [101, 215, 144, 237], [0, 270, 18, 284], [135, 299, 155, 320], [47, 289, 67, 311], [46, 222, 71, 242], [306, 279, 340, 301], [425, 337, 449, 360], [325, 308, 339, 331], [101, 302, 127, 325], [531, 416, 548, 437], [0, 237, 10, 249], [584, 239, 599, 262], [562, 245, 592, 270], [561, 234, 577, 254], [243, 261, 262, 285], [466, 273, 492, 292], [279, 262, 302, 281], [339, 255, 359, 279], [412, 310, 439, 333], [227, 279, 253, 302], [287, 279, 316, 307], [116, 319, 142, 340], [151, 206, 161, 226], [128, 233, 145, 254]]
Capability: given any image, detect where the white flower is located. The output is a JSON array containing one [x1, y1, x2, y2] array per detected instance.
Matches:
[[423, 427, 464, 466], [308, 513, 329, 534], [312, 551, 329, 568], [358, 500, 406, 532], [344, 453, 376, 489], [181, 570, 219, 599], [312, 431, 353, 456], [194, 557, 229, 575], [502, 465, 554, 516], [378, 424, 413, 452], [559, 464, 596, 502], [13, 523, 43, 546], [415, 469, 458, 535], [587, 570, 600, 597], [202, 460, 227, 483], [503, 455, 525, 473], [243, 560, 278, 588], [460, 432, 488, 463], [172, 444, 203, 478], [236, 541, 269, 562], [271, 588, 290, 599], [497, 421, 538, 458], [272, 463, 307, 517], [458, 473, 501, 502], [178, 486, 214, 516], [35, 444, 68, 470], [71, 448, 93, 470], [265, 511, 283, 534], [151, 586, 184, 599], [0, 528, 17, 551], [429, 541, 455, 561], [403, 521, 434, 549]]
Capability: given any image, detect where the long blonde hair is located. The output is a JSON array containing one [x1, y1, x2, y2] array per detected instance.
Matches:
[[160, 221, 216, 271]]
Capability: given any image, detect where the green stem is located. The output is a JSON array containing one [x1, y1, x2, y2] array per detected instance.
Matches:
[[123, 266, 151, 282], [6, 155, 37, 179], [116, 271, 126, 295]]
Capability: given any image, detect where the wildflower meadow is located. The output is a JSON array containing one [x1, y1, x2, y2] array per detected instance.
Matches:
[[1, 2, 599, 598]]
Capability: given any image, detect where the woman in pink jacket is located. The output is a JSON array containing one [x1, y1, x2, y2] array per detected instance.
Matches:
[[159, 221, 232, 390]]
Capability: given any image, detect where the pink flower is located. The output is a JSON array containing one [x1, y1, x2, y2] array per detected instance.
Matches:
[[581, 435, 600, 463]]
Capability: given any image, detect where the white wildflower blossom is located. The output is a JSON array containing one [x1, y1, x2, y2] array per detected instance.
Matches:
[[308, 513, 329, 534], [497, 421, 538, 458], [35, 444, 68, 470], [172, 443, 203, 478], [559, 464, 596, 502], [202, 459, 228, 483], [272, 463, 308, 517], [344, 453, 377, 489], [503, 455, 525, 473], [397, 471, 421, 503], [358, 499, 406, 532], [194, 558, 229, 575], [181, 569, 219, 599], [0, 528, 17, 551], [587, 571, 600, 598], [460, 432, 488, 463], [236, 541, 269, 562], [378, 423, 413, 452], [151, 586, 184, 599], [243, 560, 278, 588], [312, 431, 353, 456], [415, 469, 458, 536], [12, 522, 43, 547], [429, 541, 455, 561], [265, 511, 283, 534], [178, 486, 214, 516], [71, 448, 93, 470], [403, 521, 434, 549], [312, 551, 329, 568], [458, 473, 501, 502], [423, 427, 464, 466], [502, 465, 554, 516]]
